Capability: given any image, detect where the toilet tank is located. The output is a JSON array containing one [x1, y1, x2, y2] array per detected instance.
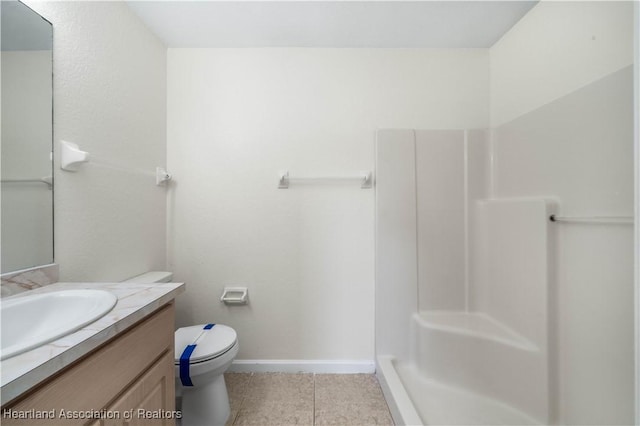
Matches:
[[123, 271, 173, 283]]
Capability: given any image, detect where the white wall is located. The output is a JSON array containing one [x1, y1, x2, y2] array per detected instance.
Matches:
[[490, 1, 634, 127], [26, 1, 168, 282], [490, 2, 635, 424], [375, 129, 419, 363], [167, 48, 489, 360]]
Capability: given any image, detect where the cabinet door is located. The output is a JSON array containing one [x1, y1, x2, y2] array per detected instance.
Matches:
[[101, 351, 176, 426]]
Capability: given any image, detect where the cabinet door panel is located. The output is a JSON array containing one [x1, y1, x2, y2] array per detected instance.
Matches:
[[103, 351, 175, 426]]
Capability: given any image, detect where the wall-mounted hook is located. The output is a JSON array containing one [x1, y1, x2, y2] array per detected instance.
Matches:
[[60, 140, 90, 172]]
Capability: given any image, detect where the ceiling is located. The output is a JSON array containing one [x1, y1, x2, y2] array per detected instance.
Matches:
[[127, 1, 538, 48]]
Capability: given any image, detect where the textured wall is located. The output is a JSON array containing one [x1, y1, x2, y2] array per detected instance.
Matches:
[[167, 48, 489, 360], [26, 1, 168, 282]]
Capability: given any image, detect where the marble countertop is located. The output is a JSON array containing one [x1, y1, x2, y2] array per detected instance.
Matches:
[[0, 281, 185, 406]]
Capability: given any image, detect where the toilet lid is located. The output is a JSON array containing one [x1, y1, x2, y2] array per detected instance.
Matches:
[[174, 324, 237, 364]]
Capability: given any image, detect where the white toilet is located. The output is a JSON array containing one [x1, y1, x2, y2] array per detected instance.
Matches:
[[124, 272, 239, 426]]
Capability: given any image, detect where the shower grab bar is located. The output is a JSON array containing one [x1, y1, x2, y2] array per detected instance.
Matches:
[[278, 170, 372, 189], [549, 214, 633, 224], [1, 176, 52, 188]]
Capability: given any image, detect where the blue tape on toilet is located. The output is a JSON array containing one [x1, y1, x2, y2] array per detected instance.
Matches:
[[179, 324, 216, 386], [180, 344, 197, 386]]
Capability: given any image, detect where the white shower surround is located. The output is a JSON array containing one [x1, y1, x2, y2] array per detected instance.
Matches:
[[376, 130, 557, 424], [375, 3, 635, 424]]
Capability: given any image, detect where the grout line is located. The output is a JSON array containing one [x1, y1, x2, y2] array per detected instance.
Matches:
[[313, 373, 316, 426], [232, 372, 252, 425]]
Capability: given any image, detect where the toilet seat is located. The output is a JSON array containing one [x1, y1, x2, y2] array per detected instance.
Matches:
[[174, 324, 237, 365]]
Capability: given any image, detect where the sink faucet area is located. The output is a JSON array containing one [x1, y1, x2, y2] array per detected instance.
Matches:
[[0, 289, 117, 360]]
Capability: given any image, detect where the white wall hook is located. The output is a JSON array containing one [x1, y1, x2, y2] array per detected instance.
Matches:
[[60, 140, 90, 172], [156, 167, 172, 186]]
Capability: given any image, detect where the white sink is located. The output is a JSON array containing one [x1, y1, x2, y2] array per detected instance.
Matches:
[[1, 289, 118, 360]]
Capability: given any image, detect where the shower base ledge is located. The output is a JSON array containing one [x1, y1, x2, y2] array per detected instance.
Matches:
[[394, 360, 540, 425], [415, 311, 536, 351]]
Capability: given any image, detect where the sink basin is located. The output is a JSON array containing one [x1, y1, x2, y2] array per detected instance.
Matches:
[[1, 289, 118, 360]]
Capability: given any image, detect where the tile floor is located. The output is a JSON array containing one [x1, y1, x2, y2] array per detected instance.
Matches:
[[224, 373, 395, 426]]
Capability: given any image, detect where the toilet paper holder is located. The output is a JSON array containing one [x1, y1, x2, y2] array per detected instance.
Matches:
[[220, 287, 248, 305]]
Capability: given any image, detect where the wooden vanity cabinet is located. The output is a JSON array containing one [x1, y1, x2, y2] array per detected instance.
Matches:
[[2, 303, 177, 426]]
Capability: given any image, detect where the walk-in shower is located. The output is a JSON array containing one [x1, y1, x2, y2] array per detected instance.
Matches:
[[374, 3, 635, 424]]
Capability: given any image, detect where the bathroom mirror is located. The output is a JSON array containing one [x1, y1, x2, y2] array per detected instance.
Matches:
[[1, 1, 53, 273]]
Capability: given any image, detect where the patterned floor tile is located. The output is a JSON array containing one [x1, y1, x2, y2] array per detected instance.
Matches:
[[242, 373, 314, 411], [225, 373, 253, 410], [233, 407, 313, 426], [315, 374, 388, 411], [315, 407, 394, 426], [221, 372, 393, 425]]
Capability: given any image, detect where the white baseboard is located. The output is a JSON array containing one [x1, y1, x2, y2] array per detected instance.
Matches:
[[229, 359, 376, 374]]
